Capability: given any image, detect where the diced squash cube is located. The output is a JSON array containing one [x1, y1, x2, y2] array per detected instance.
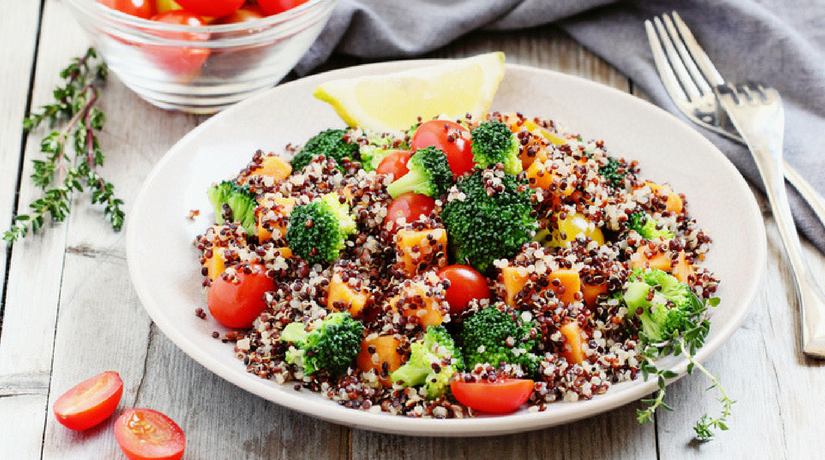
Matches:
[[672, 251, 695, 284], [204, 247, 226, 281], [390, 284, 445, 327], [630, 247, 694, 284], [501, 265, 529, 307], [356, 335, 403, 387], [525, 155, 575, 196], [256, 196, 296, 242], [559, 321, 586, 365], [328, 271, 370, 317], [248, 155, 292, 182], [548, 269, 581, 305], [645, 181, 683, 214], [581, 282, 607, 306], [276, 247, 292, 259], [395, 228, 448, 277]]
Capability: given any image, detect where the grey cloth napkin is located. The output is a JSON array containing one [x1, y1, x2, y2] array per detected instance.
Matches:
[[295, 0, 825, 253]]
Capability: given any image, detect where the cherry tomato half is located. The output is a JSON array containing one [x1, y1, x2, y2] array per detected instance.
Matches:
[[207, 263, 274, 328], [411, 120, 474, 178], [173, 0, 244, 17], [98, 0, 156, 18], [376, 150, 411, 180], [384, 193, 435, 233], [146, 11, 211, 77], [114, 408, 185, 460], [52, 371, 123, 431], [450, 379, 534, 413], [257, 0, 310, 15], [437, 265, 491, 314], [214, 6, 265, 24]]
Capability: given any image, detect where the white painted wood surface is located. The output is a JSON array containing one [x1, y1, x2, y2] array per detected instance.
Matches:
[[2, 2, 823, 458]]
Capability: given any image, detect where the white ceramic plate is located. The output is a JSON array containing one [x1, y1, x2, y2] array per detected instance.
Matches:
[[126, 60, 766, 436]]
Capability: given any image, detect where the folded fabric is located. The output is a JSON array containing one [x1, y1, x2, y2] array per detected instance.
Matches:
[[296, 0, 825, 254]]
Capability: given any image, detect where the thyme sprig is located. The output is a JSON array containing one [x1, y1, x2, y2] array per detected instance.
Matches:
[[5, 48, 124, 243], [635, 296, 734, 441]]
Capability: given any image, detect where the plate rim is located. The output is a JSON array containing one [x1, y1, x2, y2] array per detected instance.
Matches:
[[125, 58, 767, 437]]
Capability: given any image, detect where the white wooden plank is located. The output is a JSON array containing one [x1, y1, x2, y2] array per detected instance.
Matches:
[[353, 28, 654, 460]]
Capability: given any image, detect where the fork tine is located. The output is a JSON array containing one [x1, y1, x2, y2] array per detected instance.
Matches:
[[662, 14, 713, 95], [645, 20, 689, 103], [653, 17, 702, 100], [671, 12, 725, 85]]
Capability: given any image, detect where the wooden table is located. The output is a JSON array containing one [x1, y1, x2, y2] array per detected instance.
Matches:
[[3, 1, 824, 458]]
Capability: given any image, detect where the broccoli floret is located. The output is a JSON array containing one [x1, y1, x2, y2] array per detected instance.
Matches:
[[460, 306, 541, 376], [391, 326, 463, 399], [598, 156, 629, 189], [471, 120, 522, 175], [206, 180, 257, 236], [282, 312, 364, 376], [286, 193, 356, 264], [360, 135, 402, 172], [441, 171, 537, 273], [291, 129, 359, 171], [628, 212, 674, 240], [623, 268, 704, 343], [386, 146, 454, 198]]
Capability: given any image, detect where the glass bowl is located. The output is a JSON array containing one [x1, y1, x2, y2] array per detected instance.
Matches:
[[64, 0, 338, 113]]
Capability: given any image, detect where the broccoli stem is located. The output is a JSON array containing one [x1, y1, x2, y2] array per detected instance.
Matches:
[[386, 168, 424, 198]]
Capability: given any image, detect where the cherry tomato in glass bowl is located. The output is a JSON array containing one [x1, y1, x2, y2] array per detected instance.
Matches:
[[52, 371, 123, 431], [214, 6, 265, 24], [436, 265, 491, 314], [208, 263, 274, 328], [257, 0, 311, 15], [172, 0, 244, 17], [384, 192, 435, 233], [114, 408, 185, 460], [97, 0, 155, 19], [375, 150, 411, 180], [410, 120, 474, 179], [145, 11, 211, 77], [450, 378, 535, 413]]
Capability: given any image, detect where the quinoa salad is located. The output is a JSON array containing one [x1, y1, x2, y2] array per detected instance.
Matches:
[[193, 112, 719, 419]]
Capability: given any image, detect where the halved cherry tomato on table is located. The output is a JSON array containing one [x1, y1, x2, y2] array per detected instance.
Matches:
[[376, 150, 411, 180], [257, 0, 311, 15], [173, 0, 244, 17], [384, 192, 435, 233], [436, 265, 491, 314], [214, 6, 265, 24], [146, 11, 211, 77], [410, 120, 474, 178], [207, 263, 274, 328], [114, 408, 185, 460], [98, 0, 156, 18], [450, 378, 534, 413], [52, 371, 123, 431]]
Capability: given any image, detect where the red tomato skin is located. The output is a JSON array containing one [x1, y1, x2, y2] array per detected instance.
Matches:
[[450, 379, 534, 413], [146, 11, 211, 77], [436, 265, 491, 314], [114, 408, 186, 460], [214, 7, 265, 24], [375, 150, 411, 180], [410, 120, 474, 178], [208, 263, 274, 328], [98, 0, 155, 18], [257, 0, 310, 15], [52, 371, 123, 431], [384, 193, 436, 233], [172, 0, 244, 17]]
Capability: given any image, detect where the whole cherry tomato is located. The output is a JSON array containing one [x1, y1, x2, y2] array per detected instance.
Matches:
[[214, 6, 265, 24], [53, 371, 123, 431], [98, 0, 155, 18], [436, 265, 491, 314], [375, 150, 411, 180], [207, 263, 274, 328], [257, 0, 310, 15], [450, 378, 534, 413], [384, 192, 435, 233], [410, 120, 474, 178], [146, 10, 211, 77], [173, 0, 244, 17], [114, 408, 186, 460]]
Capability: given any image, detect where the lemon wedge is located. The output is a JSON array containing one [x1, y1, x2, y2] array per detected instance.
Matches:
[[314, 52, 506, 132]]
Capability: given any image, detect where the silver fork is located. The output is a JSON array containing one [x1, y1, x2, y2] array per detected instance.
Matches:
[[716, 83, 825, 358], [645, 12, 825, 231]]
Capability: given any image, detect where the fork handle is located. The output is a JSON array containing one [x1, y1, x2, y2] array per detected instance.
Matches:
[[745, 131, 825, 358]]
